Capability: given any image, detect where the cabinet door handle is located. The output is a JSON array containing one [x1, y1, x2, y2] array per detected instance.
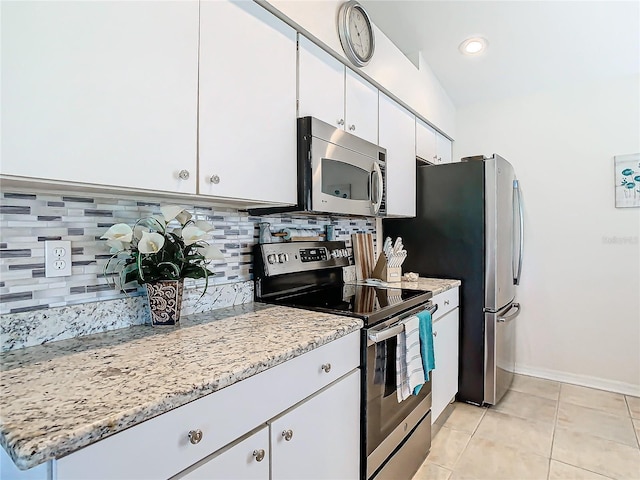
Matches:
[[178, 169, 190, 180], [253, 449, 266, 462], [282, 429, 294, 441], [188, 429, 203, 444], [433, 331, 438, 337], [348, 124, 356, 131], [337, 118, 345, 126], [321, 363, 331, 373], [209, 175, 220, 184], [444, 300, 450, 306]]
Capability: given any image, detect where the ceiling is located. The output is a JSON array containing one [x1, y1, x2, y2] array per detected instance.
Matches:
[[360, 1, 640, 108]]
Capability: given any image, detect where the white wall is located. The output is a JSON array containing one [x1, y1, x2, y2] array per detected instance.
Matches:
[[261, 0, 456, 137], [454, 74, 640, 395]]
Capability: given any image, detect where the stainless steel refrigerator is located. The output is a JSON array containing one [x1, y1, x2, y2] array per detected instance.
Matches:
[[384, 154, 523, 405]]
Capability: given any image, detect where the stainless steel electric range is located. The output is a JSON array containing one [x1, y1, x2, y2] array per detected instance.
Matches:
[[254, 241, 436, 480]]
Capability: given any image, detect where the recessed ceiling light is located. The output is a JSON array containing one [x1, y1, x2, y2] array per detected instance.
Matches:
[[459, 37, 488, 55]]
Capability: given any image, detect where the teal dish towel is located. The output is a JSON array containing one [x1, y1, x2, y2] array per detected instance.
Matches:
[[413, 308, 436, 395]]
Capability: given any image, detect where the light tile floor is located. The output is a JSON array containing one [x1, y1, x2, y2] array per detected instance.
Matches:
[[413, 374, 640, 480]]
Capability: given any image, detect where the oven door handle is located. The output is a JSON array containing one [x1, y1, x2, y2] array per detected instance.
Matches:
[[367, 303, 438, 344]]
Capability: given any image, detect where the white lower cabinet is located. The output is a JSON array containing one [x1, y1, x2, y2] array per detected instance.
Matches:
[[431, 288, 460, 423], [270, 370, 360, 480], [180, 426, 269, 480], [54, 331, 360, 480], [176, 370, 360, 480]]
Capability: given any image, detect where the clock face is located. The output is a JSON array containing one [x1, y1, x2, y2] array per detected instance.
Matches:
[[338, 1, 375, 67], [348, 7, 372, 60]]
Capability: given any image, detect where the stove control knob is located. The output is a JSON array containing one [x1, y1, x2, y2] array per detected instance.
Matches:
[[278, 253, 288, 263], [331, 249, 340, 258], [267, 254, 277, 264], [341, 248, 349, 257]]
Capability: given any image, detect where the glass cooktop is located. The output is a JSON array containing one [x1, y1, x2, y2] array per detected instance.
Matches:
[[269, 283, 432, 327]]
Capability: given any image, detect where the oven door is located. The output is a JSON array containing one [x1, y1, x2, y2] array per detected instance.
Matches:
[[364, 303, 434, 478], [311, 137, 384, 216]]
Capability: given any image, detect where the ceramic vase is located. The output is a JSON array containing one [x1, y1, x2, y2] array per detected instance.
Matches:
[[145, 279, 184, 326]]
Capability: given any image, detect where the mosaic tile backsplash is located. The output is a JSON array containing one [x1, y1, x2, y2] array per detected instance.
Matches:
[[0, 190, 376, 316]]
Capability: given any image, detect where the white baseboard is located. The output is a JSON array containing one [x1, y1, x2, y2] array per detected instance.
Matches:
[[514, 363, 640, 397]]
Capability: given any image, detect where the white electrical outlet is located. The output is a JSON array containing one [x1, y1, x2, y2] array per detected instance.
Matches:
[[45, 240, 72, 278]]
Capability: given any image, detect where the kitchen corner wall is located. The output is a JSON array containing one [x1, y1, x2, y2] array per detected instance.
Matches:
[[0, 190, 375, 347], [454, 74, 640, 395]]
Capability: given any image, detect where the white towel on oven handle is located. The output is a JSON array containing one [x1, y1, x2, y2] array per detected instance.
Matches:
[[396, 315, 425, 402]]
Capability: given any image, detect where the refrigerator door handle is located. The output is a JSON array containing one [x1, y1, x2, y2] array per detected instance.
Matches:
[[513, 179, 524, 285], [497, 303, 521, 323]]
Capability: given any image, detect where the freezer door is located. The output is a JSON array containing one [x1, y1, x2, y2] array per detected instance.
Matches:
[[484, 155, 516, 311], [484, 303, 520, 405]]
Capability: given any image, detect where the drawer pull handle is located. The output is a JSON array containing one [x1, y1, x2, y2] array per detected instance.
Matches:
[[253, 449, 266, 462], [444, 300, 450, 305], [188, 429, 203, 445], [282, 429, 294, 441], [321, 363, 331, 373]]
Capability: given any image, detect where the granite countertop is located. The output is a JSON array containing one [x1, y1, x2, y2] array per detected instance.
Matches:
[[399, 277, 461, 295], [0, 303, 363, 471]]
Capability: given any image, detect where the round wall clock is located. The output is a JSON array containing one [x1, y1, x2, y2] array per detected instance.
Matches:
[[337, 1, 375, 67]]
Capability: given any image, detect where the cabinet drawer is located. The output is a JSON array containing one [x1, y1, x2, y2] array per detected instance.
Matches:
[[433, 287, 459, 321], [56, 331, 360, 480]]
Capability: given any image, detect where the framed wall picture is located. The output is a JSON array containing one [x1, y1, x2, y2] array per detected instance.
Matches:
[[614, 153, 640, 208]]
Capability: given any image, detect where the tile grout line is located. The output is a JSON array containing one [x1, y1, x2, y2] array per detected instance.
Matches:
[[624, 395, 640, 450], [547, 383, 562, 480], [450, 404, 488, 475]]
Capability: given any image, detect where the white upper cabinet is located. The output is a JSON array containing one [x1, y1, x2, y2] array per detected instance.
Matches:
[[379, 93, 416, 217], [416, 118, 453, 165], [298, 36, 378, 145], [298, 36, 345, 130], [198, 1, 297, 204], [345, 69, 379, 144], [1, 1, 199, 193], [416, 119, 437, 164], [437, 132, 453, 164]]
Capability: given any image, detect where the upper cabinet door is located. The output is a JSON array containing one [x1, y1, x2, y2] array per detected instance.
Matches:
[[379, 93, 416, 217], [1, 1, 199, 193], [416, 118, 453, 165], [437, 134, 453, 164], [345, 69, 378, 145], [199, 1, 297, 204], [416, 118, 437, 164], [298, 36, 346, 130]]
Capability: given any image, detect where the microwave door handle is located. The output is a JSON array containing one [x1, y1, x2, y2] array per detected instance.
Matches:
[[371, 162, 383, 215]]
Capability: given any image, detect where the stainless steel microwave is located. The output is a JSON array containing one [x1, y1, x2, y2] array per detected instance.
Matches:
[[249, 117, 387, 217]]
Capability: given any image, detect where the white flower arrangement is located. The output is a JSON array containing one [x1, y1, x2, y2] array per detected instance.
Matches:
[[101, 205, 224, 291]]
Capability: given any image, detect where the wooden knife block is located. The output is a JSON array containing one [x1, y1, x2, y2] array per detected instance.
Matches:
[[371, 255, 402, 283]]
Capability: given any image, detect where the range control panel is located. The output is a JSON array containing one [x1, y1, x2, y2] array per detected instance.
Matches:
[[256, 241, 351, 277]]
